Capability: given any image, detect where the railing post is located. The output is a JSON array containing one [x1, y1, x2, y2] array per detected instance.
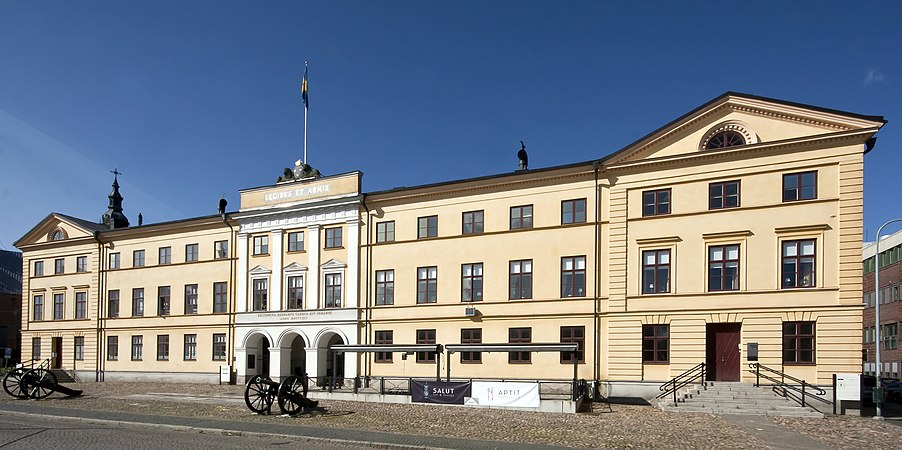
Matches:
[[672, 378, 677, 405], [801, 381, 806, 407], [380, 377, 385, 395], [353, 376, 359, 394], [755, 364, 759, 387]]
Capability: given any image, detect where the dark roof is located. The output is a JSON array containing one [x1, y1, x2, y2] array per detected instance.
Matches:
[[0, 250, 22, 294], [54, 213, 107, 233]]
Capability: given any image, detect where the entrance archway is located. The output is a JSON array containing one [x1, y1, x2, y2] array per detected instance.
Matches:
[[243, 333, 271, 378], [288, 334, 307, 376]]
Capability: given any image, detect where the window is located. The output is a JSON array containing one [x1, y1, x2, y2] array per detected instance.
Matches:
[[509, 260, 533, 300], [184, 334, 197, 361], [213, 282, 228, 313], [50, 229, 65, 241], [560, 326, 585, 364], [253, 235, 269, 255], [375, 270, 394, 305], [288, 232, 304, 252], [416, 329, 436, 363], [108, 253, 119, 270], [74, 336, 84, 361], [132, 288, 144, 317], [213, 334, 227, 361], [108, 290, 119, 318], [252, 279, 268, 311], [642, 324, 669, 363], [159, 247, 171, 265], [508, 327, 531, 364], [642, 189, 671, 216], [562, 199, 587, 224], [324, 273, 342, 308], [882, 323, 899, 351], [185, 243, 199, 262], [214, 240, 228, 259], [32, 337, 41, 359], [325, 227, 342, 249], [782, 240, 815, 288], [461, 263, 483, 302], [287, 276, 303, 309], [705, 131, 745, 150], [709, 181, 740, 210], [561, 256, 586, 298], [783, 171, 817, 202], [131, 335, 143, 361], [510, 205, 533, 230], [708, 245, 739, 291], [133, 250, 145, 267], [33, 261, 43, 277], [374, 330, 393, 362], [157, 335, 169, 361], [462, 211, 484, 234], [76, 256, 88, 273], [783, 322, 815, 364], [642, 250, 670, 294], [107, 336, 118, 361], [416, 266, 438, 304], [376, 221, 395, 243], [460, 328, 482, 363], [184, 284, 198, 314], [32, 295, 43, 321], [158, 286, 171, 316], [75, 292, 87, 319], [418, 216, 438, 239], [53, 293, 64, 320], [54, 258, 65, 274]]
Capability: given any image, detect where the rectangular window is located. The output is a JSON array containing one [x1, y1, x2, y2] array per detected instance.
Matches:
[[184, 284, 198, 314], [74, 336, 84, 361], [783, 171, 817, 202], [417, 216, 438, 239], [53, 293, 64, 320], [34, 261, 43, 277], [75, 292, 87, 319], [213, 282, 228, 313], [642, 324, 669, 363], [642, 189, 671, 216], [510, 205, 533, 230], [509, 260, 533, 300], [131, 335, 143, 361], [325, 227, 343, 248], [108, 253, 119, 270], [158, 286, 171, 316], [462, 211, 484, 234], [55, 258, 65, 274], [374, 330, 393, 362], [416, 266, 438, 304], [561, 256, 586, 298], [376, 221, 395, 243], [108, 290, 119, 318], [157, 335, 169, 361], [416, 329, 436, 363], [461, 263, 483, 302], [460, 328, 482, 363], [508, 327, 531, 363], [185, 243, 199, 262], [213, 334, 227, 361], [159, 247, 171, 265], [253, 279, 268, 311], [782, 240, 816, 288], [32, 337, 41, 359], [184, 334, 197, 361], [783, 322, 815, 364], [560, 326, 585, 364], [287, 232, 304, 252], [562, 199, 587, 224], [133, 250, 145, 267], [253, 235, 269, 255], [708, 245, 740, 291], [375, 270, 394, 305], [214, 240, 228, 259], [324, 273, 342, 308], [642, 250, 670, 294], [32, 295, 43, 321], [287, 276, 304, 309], [132, 288, 144, 317], [76, 256, 88, 273], [107, 336, 118, 361], [882, 323, 899, 351], [709, 181, 740, 209]]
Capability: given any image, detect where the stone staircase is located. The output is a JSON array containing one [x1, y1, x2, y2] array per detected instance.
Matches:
[[49, 369, 78, 384], [658, 382, 823, 417]]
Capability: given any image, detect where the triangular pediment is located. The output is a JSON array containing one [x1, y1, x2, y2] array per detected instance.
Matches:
[[321, 258, 346, 269], [248, 265, 272, 275], [14, 213, 105, 248], [283, 262, 308, 272]]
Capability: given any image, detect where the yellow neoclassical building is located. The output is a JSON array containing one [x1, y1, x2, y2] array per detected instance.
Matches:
[[15, 93, 885, 398]]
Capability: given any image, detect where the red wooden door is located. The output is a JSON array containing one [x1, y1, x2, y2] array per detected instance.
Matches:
[[707, 324, 741, 381]]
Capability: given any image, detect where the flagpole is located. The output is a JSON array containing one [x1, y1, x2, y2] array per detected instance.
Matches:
[[303, 60, 309, 165], [304, 99, 308, 164]]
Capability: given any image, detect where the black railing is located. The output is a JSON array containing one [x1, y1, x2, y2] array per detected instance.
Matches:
[[748, 363, 831, 408], [656, 362, 705, 405], [311, 375, 584, 400]]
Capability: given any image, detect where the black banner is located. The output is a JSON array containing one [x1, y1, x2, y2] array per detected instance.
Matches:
[[411, 380, 472, 405]]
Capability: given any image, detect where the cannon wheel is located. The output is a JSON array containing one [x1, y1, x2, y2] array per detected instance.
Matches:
[[244, 375, 275, 414], [2, 368, 28, 399], [23, 368, 57, 399], [277, 374, 310, 415]]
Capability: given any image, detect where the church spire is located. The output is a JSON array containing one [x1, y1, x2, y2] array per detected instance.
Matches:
[[102, 169, 130, 229]]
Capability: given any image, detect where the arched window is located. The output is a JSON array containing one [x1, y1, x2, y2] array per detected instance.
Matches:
[[699, 121, 757, 152], [705, 131, 745, 150], [49, 229, 66, 241]]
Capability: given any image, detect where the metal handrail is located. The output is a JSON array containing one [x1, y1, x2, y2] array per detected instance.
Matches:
[[315, 375, 585, 400], [748, 363, 831, 407], [656, 362, 706, 405]]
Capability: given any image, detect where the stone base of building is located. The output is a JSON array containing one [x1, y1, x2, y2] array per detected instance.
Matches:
[[98, 371, 223, 384]]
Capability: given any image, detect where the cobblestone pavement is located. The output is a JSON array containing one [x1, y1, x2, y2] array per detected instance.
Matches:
[[1, 382, 901, 448]]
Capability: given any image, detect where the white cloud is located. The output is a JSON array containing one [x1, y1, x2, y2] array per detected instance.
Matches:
[[864, 68, 886, 85]]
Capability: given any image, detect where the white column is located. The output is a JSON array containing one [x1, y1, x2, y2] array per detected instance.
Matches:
[[270, 229, 283, 311], [346, 219, 360, 309], [236, 233, 249, 313], [307, 224, 321, 310], [235, 346, 248, 381], [269, 346, 286, 382], [305, 345, 319, 381]]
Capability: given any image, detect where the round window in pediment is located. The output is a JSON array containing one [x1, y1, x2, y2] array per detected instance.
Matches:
[[705, 131, 745, 150], [699, 121, 758, 152], [49, 228, 67, 241]]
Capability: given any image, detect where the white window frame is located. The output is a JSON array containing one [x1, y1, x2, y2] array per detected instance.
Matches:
[[283, 262, 307, 310], [321, 259, 346, 309]]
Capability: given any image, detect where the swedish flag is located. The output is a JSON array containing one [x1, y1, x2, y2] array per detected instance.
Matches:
[[301, 65, 309, 109]]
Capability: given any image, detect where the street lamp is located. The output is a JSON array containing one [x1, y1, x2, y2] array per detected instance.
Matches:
[[874, 218, 902, 418]]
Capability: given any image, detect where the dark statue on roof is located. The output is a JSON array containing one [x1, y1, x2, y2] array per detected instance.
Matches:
[[517, 141, 528, 170], [278, 159, 321, 182]]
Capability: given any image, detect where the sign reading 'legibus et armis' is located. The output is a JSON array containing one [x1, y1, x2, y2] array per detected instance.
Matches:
[[239, 172, 361, 210]]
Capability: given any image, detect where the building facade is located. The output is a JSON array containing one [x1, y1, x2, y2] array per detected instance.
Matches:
[[863, 229, 902, 379]]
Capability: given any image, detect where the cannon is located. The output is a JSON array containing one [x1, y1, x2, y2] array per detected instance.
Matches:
[[244, 373, 319, 416], [2, 360, 83, 399]]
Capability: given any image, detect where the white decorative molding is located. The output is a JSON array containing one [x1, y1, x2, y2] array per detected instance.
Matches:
[[248, 265, 272, 276], [321, 259, 347, 270], [283, 262, 308, 272], [699, 120, 759, 151]]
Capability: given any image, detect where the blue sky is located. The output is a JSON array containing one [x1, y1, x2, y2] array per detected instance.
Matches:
[[1, 1, 900, 249]]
